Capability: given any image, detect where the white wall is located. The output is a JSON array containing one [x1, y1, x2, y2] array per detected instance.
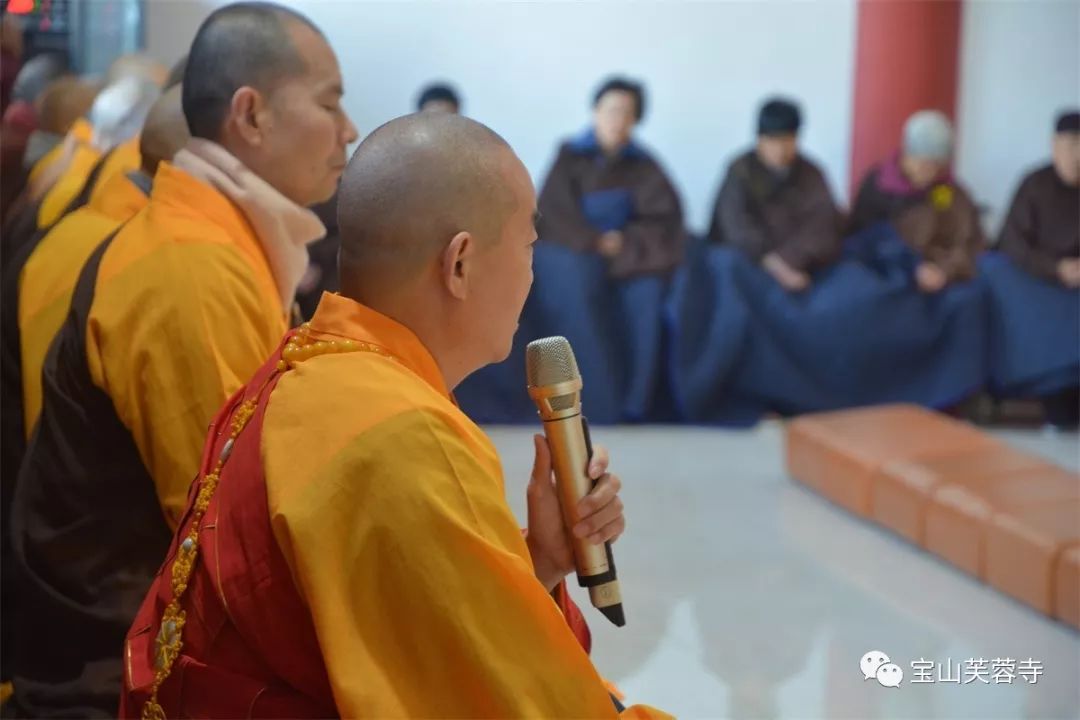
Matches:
[[956, 0, 1080, 238], [145, 0, 858, 235]]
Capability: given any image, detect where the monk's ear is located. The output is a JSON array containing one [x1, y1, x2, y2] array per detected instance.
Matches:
[[442, 231, 472, 301], [228, 86, 268, 147]]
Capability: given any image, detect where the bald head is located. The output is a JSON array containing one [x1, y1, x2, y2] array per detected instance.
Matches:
[[139, 86, 189, 176], [12, 53, 70, 105], [37, 76, 99, 135], [182, 1, 322, 140], [106, 54, 169, 88], [338, 113, 523, 298]]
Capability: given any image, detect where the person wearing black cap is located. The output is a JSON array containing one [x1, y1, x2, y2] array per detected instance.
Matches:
[[998, 110, 1080, 287], [995, 109, 1080, 428], [706, 97, 841, 292], [416, 82, 461, 114]]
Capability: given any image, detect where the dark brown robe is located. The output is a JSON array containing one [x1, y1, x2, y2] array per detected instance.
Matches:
[[997, 164, 1080, 282], [707, 151, 842, 273], [0, 150, 119, 691], [537, 136, 685, 278], [849, 161, 985, 281]]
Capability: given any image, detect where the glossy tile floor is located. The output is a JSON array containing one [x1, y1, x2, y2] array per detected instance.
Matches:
[[486, 423, 1080, 720]]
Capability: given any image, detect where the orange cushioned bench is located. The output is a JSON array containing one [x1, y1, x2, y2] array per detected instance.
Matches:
[[786, 404, 1080, 630]]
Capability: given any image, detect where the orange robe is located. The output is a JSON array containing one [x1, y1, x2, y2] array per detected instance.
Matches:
[[18, 169, 150, 432], [25, 117, 93, 190], [9, 162, 287, 715], [33, 119, 101, 227], [125, 291, 667, 718]]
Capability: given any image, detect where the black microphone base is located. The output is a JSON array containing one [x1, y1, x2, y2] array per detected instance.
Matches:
[[598, 602, 626, 627]]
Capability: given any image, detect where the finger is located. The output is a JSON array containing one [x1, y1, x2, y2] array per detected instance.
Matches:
[[577, 473, 621, 517], [587, 515, 626, 545], [588, 445, 609, 478], [574, 496, 624, 538], [528, 434, 553, 495]]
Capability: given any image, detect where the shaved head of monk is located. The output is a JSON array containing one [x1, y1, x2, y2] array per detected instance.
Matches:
[[182, 1, 358, 207], [36, 76, 100, 135], [338, 112, 538, 387], [139, 85, 190, 176]]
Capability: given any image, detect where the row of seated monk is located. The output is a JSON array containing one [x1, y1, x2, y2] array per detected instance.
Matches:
[[0, 4, 646, 718], [0, 4, 1074, 715]]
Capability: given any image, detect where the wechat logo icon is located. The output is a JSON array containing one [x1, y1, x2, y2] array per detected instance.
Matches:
[[861, 650, 903, 688]]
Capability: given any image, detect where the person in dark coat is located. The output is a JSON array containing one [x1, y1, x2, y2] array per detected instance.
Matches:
[[707, 97, 842, 292], [849, 110, 985, 293], [537, 76, 685, 278], [995, 109, 1080, 428]]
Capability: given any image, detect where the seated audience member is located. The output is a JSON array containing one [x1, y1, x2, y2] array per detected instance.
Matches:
[[998, 110, 1079, 287], [538, 76, 685, 278], [849, 110, 984, 293], [707, 97, 841, 291], [994, 109, 1080, 428], [417, 81, 461, 114]]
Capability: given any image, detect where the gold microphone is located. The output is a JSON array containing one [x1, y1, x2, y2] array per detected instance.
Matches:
[[526, 336, 625, 627]]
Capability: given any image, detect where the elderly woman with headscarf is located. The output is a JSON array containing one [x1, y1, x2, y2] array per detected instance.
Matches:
[[849, 110, 985, 293]]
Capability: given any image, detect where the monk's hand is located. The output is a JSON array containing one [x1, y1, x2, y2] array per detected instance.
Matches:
[[526, 435, 625, 592], [1057, 258, 1080, 288], [763, 252, 810, 292], [916, 262, 947, 293], [597, 230, 625, 258]]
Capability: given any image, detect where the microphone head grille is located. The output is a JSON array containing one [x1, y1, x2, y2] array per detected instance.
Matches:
[[525, 336, 580, 387]]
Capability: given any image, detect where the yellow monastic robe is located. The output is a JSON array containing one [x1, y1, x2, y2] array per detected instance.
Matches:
[[18, 170, 150, 433], [34, 121, 102, 228], [26, 117, 93, 188], [86, 137, 142, 210], [85, 161, 286, 523], [261, 292, 668, 718]]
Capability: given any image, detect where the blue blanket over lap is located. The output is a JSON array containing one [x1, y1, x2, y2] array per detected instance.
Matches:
[[455, 222, 1070, 427], [454, 242, 667, 424], [979, 251, 1080, 398], [664, 224, 990, 424]]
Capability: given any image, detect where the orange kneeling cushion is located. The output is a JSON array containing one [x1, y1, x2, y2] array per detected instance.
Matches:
[[874, 443, 1050, 545], [786, 404, 994, 517], [985, 499, 1080, 616], [1056, 546, 1080, 630], [925, 467, 1080, 580]]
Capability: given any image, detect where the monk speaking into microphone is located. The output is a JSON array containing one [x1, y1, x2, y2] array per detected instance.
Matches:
[[122, 112, 667, 718]]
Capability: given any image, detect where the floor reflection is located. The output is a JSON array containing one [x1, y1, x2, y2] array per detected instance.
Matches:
[[486, 423, 1080, 719]]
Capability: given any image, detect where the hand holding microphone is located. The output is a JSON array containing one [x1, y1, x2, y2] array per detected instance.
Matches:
[[526, 436, 624, 589], [526, 336, 626, 627]]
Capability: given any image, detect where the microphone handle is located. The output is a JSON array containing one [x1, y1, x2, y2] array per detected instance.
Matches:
[[543, 413, 625, 626], [580, 418, 624, 627], [579, 418, 618, 586]]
